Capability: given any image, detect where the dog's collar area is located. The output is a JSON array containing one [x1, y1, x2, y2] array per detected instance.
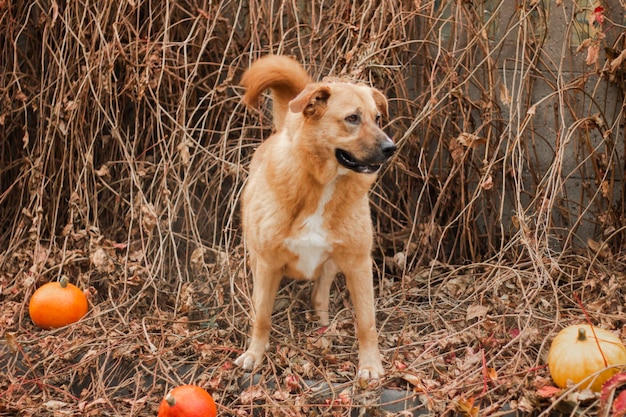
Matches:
[[335, 149, 383, 174]]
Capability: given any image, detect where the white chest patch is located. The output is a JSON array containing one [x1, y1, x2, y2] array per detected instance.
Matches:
[[284, 181, 335, 278]]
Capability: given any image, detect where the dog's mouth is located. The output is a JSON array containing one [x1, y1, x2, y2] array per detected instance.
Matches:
[[335, 149, 384, 174]]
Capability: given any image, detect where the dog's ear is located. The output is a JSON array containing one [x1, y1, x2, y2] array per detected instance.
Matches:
[[289, 84, 331, 118], [372, 89, 388, 119]]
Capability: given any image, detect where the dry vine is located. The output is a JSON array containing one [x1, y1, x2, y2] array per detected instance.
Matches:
[[1, 0, 626, 415]]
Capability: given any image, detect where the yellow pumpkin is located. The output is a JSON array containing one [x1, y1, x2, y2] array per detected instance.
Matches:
[[548, 324, 626, 392]]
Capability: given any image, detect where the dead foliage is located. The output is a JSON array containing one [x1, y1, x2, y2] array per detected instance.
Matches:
[[1, 0, 626, 415]]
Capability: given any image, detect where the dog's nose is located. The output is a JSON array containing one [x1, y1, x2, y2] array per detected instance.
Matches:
[[380, 139, 396, 158]]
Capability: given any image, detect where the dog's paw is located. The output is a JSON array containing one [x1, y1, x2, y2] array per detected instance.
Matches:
[[357, 362, 385, 381], [234, 351, 261, 370]]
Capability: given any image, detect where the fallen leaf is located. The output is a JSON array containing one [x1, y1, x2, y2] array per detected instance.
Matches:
[[112, 241, 128, 250], [466, 304, 489, 321], [240, 386, 266, 403], [613, 390, 626, 417], [456, 396, 479, 417], [398, 371, 421, 388], [5, 332, 19, 353], [601, 373, 626, 404], [394, 360, 408, 371], [486, 367, 497, 382], [515, 395, 536, 412], [43, 400, 68, 410], [284, 374, 300, 392], [273, 389, 290, 400], [339, 389, 351, 404], [536, 385, 561, 398]]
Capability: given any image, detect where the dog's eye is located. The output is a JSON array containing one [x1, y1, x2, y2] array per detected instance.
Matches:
[[345, 114, 360, 124], [375, 114, 382, 126]]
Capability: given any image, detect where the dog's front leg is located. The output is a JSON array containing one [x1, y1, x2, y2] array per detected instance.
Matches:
[[311, 260, 339, 326], [235, 257, 282, 370], [344, 259, 384, 380]]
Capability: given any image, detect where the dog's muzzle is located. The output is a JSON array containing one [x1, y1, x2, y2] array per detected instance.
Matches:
[[335, 139, 396, 174]]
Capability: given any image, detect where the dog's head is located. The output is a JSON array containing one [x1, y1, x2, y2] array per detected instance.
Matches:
[[288, 82, 396, 176]]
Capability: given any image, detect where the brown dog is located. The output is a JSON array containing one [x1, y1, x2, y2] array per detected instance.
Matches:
[[235, 55, 395, 380]]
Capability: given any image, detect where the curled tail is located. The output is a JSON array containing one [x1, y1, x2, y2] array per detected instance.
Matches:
[[241, 55, 312, 131]]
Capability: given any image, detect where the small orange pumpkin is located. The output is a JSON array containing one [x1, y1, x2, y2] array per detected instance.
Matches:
[[29, 276, 88, 329], [548, 324, 626, 392], [157, 385, 217, 417]]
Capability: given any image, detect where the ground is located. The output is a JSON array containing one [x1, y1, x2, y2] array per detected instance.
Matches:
[[2, 239, 626, 416]]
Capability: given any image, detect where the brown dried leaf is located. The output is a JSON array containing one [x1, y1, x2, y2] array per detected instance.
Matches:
[[272, 389, 290, 401], [95, 164, 110, 178], [90, 247, 113, 272], [14, 91, 27, 102], [141, 203, 158, 233], [5, 332, 19, 353], [587, 238, 612, 258], [460, 347, 482, 371], [177, 140, 191, 166], [609, 48, 626, 73], [190, 247, 205, 271], [398, 371, 421, 388], [585, 42, 600, 66], [43, 400, 68, 410], [449, 141, 464, 164], [240, 386, 266, 403], [456, 396, 479, 417], [456, 132, 486, 149], [536, 385, 561, 398], [601, 180, 610, 198], [499, 82, 511, 105], [466, 304, 489, 321], [481, 175, 493, 190], [31, 244, 49, 271]]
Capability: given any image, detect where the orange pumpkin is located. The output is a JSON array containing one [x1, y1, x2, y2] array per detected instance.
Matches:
[[548, 324, 626, 392], [157, 385, 217, 417], [29, 276, 88, 329]]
